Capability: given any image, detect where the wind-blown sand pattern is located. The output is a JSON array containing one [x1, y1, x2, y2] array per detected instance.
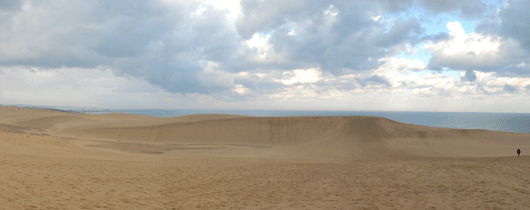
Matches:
[[0, 106, 529, 209]]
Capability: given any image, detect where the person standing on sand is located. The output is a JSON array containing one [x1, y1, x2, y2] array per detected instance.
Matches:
[[517, 149, 521, 156]]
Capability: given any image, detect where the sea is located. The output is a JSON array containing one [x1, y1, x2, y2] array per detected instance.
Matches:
[[79, 109, 530, 134]]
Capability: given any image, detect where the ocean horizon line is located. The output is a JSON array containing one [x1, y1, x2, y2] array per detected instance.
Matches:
[[3, 104, 530, 115]]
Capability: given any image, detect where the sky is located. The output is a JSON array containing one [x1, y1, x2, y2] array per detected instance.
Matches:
[[0, 0, 529, 112]]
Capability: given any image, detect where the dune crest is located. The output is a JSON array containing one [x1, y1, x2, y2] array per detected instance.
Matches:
[[1, 106, 529, 161]]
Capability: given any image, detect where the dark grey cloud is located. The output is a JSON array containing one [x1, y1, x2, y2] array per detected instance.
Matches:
[[0, 0, 22, 11], [234, 79, 283, 94], [356, 75, 391, 87], [0, 0, 171, 68], [496, 0, 530, 51], [504, 84, 517, 93], [374, 0, 415, 13], [418, 0, 488, 19], [421, 32, 451, 42], [236, 1, 432, 74], [236, 0, 312, 40], [373, 17, 424, 48], [461, 70, 477, 82], [0, 0, 241, 94], [476, 0, 530, 51], [109, 2, 242, 94]]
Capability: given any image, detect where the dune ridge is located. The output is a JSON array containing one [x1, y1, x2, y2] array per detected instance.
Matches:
[[1, 106, 529, 161]]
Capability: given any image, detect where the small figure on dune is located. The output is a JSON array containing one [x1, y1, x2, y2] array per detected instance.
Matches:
[[517, 149, 521, 156]]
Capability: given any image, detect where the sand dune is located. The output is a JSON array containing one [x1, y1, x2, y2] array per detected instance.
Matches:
[[2, 106, 529, 161], [1, 106, 530, 209]]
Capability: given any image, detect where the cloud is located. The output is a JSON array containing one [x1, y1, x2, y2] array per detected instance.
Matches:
[[418, 0, 488, 19], [280, 68, 321, 85], [0, 0, 494, 98], [356, 75, 391, 87], [0, 0, 22, 11], [493, 0, 530, 52], [504, 84, 516, 93], [0, 0, 248, 94], [0, 0, 449, 96], [231, 84, 250, 95], [461, 70, 477, 82], [373, 18, 424, 48], [423, 21, 530, 76], [0, 66, 163, 108], [458, 0, 530, 76], [237, 1, 435, 75], [0, 0, 168, 68], [236, 0, 311, 40], [2, 0, 529, 112]]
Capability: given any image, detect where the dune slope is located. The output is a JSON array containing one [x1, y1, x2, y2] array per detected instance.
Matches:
[[2, 106, 530, 161]]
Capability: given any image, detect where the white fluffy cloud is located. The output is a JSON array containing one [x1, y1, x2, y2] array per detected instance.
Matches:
[[423, 21, 513, 72], [280, 68, 322, 85], [426, 1, 530, 76]]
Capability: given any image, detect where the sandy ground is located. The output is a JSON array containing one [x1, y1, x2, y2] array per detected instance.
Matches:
[[0, 106, 529, 209]]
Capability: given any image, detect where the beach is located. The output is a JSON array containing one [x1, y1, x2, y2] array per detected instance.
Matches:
[[0, 106, 529, 209]]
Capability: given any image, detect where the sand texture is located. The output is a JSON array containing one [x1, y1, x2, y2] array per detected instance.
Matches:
[[0, 106, 529, 209]]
